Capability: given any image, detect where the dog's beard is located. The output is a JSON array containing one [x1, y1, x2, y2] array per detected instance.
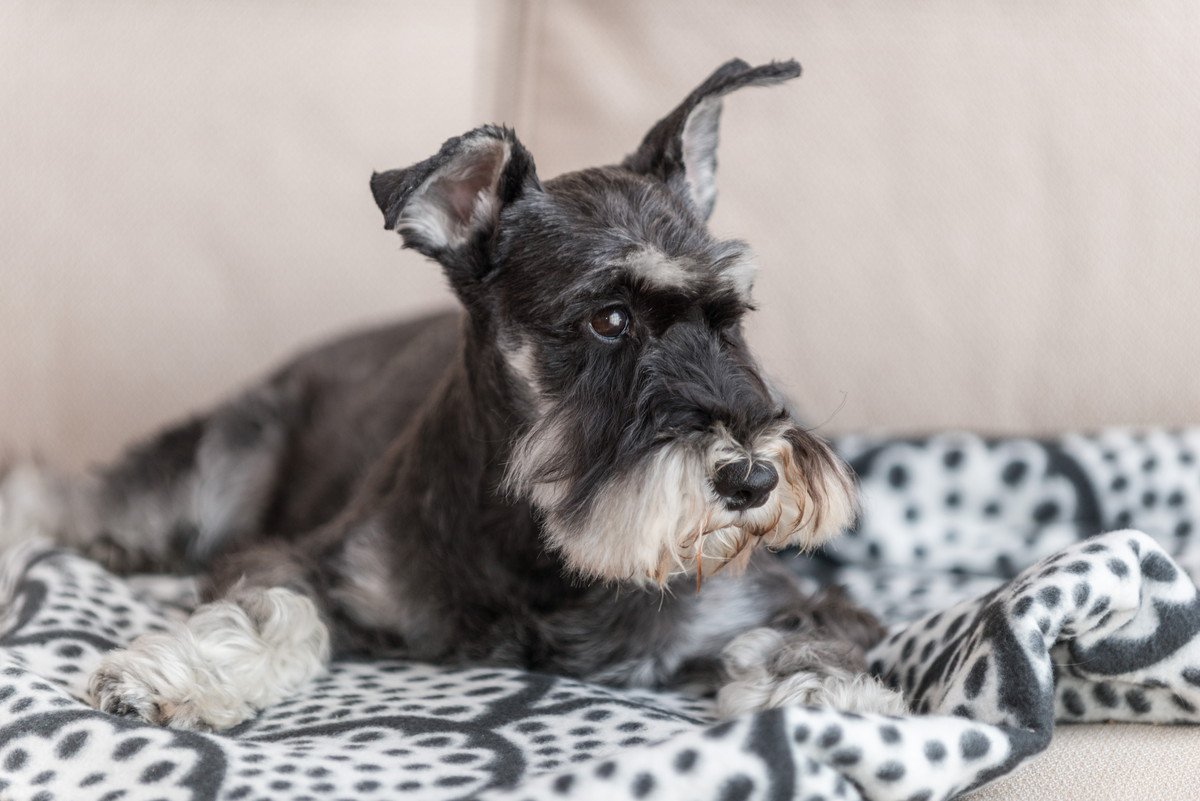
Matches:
[[506, 421, 858, 585]]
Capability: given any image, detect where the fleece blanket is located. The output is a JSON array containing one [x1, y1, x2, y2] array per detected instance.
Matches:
[[1, 428, 1199, 801]]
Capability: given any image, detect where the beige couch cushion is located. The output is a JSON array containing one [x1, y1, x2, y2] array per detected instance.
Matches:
[[4, 1, 1199, 469], [0, 1, 477, 468], [966, 724, 1200, 801], [513, 0, 1200, 438]]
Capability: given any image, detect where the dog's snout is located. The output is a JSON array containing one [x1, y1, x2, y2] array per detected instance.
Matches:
[[713, 460, 778, 511]]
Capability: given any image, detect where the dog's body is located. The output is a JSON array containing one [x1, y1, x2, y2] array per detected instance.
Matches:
[[0, 59, 907, 730]]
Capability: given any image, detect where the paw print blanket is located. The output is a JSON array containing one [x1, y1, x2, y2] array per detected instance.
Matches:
[[1, 429, 1199, 801]]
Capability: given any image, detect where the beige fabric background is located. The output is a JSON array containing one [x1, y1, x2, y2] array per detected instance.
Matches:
[[509, 0, 1200, 442], [0, 1, 495, 468], [2, 2, 1199, 796], [2, 1, 1199, 470], [964, 723, 1200, 801]]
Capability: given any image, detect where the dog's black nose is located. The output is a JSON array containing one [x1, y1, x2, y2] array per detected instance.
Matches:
[[712, 460, 778, 511]]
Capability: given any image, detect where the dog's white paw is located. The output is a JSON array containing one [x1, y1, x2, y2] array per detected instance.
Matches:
[[717, 627, 907, 718], [90, 632, 253, 731], [89, 587, 330, 731]]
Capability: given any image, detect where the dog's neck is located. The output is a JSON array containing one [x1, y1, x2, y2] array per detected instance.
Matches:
[[360, 319, 576, 614]]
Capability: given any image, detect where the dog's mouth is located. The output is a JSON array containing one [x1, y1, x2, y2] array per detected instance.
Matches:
[[660, 428, 856, 586], [678, 523, 762, 589], [674, 454, 837, 586], [515, 425, 859, 587]]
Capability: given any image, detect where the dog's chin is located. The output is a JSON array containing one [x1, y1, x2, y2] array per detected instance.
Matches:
[[535, 435, 859, 587]]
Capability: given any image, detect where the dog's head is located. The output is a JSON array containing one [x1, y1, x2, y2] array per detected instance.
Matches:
[[371, 59, 856, 585]]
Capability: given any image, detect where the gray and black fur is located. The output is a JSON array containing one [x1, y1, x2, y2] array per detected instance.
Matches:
[[0, 59, 905, 728]]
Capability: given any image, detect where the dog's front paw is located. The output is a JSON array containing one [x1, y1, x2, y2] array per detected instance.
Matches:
[[717, 627, 907, 718], [89, 588, 329, 731], [89, 631, 253, 731]]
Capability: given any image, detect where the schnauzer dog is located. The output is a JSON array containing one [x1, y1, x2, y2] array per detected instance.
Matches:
[[0, 58, 905, 730]]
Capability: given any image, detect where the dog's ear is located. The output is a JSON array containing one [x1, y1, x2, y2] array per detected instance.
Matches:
[[623, 59, 801, 222], [370, 125, 539, 283]]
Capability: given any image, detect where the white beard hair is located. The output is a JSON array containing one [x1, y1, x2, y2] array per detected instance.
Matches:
[[542, 443, 710, 584], [755, 425, 860, 553], [508, 419, 858, 586], [503, 414, 572, 510]]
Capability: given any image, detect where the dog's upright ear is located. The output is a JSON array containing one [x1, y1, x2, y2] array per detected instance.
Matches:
[[371, 125, 539, 286], [623, 59, 801, 222]]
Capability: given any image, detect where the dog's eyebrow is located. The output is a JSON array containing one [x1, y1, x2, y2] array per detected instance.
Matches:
[[627, 286, 703, 336], [618, 245, 694, 291]]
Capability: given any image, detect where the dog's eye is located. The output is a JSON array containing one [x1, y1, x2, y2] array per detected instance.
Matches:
[[589, 306, 630, 340]]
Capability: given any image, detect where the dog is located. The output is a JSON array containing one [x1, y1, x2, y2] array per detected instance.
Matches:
[[0, 58, 906, 731]]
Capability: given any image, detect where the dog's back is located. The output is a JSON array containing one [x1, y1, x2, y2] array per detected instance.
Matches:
[[258, 309, 462, 537], [0, 309, 462, 571]]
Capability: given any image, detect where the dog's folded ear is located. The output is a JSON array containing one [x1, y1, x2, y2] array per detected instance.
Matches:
[[622, 58, 801, 222], [371, 125, 539, 282]]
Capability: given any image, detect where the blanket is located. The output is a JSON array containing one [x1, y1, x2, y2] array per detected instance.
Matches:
[[1, 428, 1199, 801]]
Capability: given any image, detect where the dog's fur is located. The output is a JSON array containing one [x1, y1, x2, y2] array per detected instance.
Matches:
[[0, 58, 906, 730]]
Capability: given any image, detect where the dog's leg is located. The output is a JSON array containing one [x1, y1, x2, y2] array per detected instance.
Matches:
[[0, 383, 293, 571], [709, 581, 906, 717], [709, 582, 904, 716], [716, 627, 906, 717], [89, 544, 330, 731], [549, 561, 907, 716]]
